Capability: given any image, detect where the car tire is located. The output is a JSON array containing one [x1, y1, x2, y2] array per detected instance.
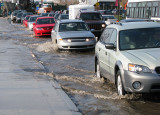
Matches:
[[96, 60, 102, 79], [116, 70, 126, 96]]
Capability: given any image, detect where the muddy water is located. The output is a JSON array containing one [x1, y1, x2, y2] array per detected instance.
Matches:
[[1, 18, 160, 115]]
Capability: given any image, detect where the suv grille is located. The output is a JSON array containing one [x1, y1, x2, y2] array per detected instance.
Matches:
[[155, 67, 160, 74], [88, 24, 101, 30], [64, 38, 86, 42]]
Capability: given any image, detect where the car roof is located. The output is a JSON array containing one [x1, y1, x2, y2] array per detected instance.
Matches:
[[25, 15, 33, 17], [37, 17, 54, 19], [30, 15, 40, 17], [120, 18, 152, 22], [102, 15, 115, 17], [58, 19, 84, 23], [98, 10, 106, 11], [80, 11, 100, 13], [60, 14, 69, 15], [107, 22, 160, 31]]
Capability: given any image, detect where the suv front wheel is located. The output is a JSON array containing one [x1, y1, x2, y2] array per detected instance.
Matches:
[[116, 70, 126, 96]]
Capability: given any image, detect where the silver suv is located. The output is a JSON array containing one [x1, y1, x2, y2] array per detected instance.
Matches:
[[95, 22, 160, 96]]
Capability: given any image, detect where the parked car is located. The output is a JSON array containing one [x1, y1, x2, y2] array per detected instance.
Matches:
[[54, 13, 60, 21], [51, 19, 96, 50], [112, 9, 117, 14], [40, 13, 49, 17], [11, 10, 26, 22], [58, 14, 69, 20], [62, 10, 68, 14], [48, 13, 55, 17], [95, 22, 160, 96], [55, 11, 61, 14], [23, 15, 32, 28], [33, 17, 55, 36], [98, 10, 113, 15], [21, 12, 33, 24], [76, 11, 106, 39], [116, 9, 126, 15], [98, 10, 106, 15], [28, 15, 41, 31], [15, 12, 23, 23], [102, 15, 117, 25]]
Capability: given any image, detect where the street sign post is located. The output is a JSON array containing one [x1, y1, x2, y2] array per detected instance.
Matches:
[[95, 2, 99, 11], [96, 2, 99, 7]]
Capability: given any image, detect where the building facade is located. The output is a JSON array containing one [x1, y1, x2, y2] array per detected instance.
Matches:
[[98, 0, 116, 10], [79, 0, 117, 10]]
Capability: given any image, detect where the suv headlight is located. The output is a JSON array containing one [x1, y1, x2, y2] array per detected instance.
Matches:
[[102, 24, 106, 28], [128, 64, 151, 73], [86, 38, 95, 42]]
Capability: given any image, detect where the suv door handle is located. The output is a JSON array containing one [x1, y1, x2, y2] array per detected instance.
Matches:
[[99, 48, 101, 51]]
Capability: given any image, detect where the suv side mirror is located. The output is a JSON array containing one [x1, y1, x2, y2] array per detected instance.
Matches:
[[33, 23, 36, 26], [105, 43, 115, 49]]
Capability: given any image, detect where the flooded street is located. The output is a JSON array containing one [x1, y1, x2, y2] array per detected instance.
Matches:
[[1, 17, 160, 115]]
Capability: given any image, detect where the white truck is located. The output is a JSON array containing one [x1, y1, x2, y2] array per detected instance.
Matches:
[[69, 3, 95, 19]]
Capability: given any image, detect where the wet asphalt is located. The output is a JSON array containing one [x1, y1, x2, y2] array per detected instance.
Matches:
[[1, 17, 160, 115]]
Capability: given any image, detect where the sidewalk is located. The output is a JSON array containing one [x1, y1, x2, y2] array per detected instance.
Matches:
[[0, 19, 81, 115]]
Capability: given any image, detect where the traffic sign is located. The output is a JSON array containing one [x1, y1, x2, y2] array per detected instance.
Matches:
[[96, 2, 99, 7]]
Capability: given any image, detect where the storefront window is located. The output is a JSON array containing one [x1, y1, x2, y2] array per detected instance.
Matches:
[[135, 8, 139, 18], [127, 8, 130, 17], [152, 7, 158, 17], [147, 2, 152, 7], [153, 2, 159, 7], [128, 3, 132, 7]]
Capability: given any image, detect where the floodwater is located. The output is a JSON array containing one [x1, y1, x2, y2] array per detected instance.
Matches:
[[1, 17, 160, 115]]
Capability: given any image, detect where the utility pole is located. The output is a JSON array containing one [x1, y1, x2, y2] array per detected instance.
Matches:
[[118, 0, 120, 21]]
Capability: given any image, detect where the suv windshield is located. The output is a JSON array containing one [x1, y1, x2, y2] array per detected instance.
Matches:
[[61, 15, 69, 19], [25, 16, 31, 20], [103, 16, 116, 20], [59, 22, 89, 32], [119, 27, 160, 50], [17, 13, 23, 17], [37, 18, 55, 24], [80, 13, 102, 20]]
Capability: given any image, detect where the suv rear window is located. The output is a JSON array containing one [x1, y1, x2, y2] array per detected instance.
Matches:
[[80, 13, 102, 20]]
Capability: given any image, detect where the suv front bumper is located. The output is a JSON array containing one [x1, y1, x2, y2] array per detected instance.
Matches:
[[123, 70, 160, 93]]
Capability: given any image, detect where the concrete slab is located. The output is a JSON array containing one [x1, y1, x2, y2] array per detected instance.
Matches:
[[0, 39, 81, 115]]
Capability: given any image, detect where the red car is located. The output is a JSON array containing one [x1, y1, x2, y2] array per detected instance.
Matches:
[[23, 15, 32, 28], [33, 17, 55, 37]]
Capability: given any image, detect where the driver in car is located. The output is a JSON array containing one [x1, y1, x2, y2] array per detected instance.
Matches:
[[146, 31, 160, 47]]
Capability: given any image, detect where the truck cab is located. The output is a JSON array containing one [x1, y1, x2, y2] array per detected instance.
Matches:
[[38, 4, 53, 14], [76, 11, 106, 40]]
